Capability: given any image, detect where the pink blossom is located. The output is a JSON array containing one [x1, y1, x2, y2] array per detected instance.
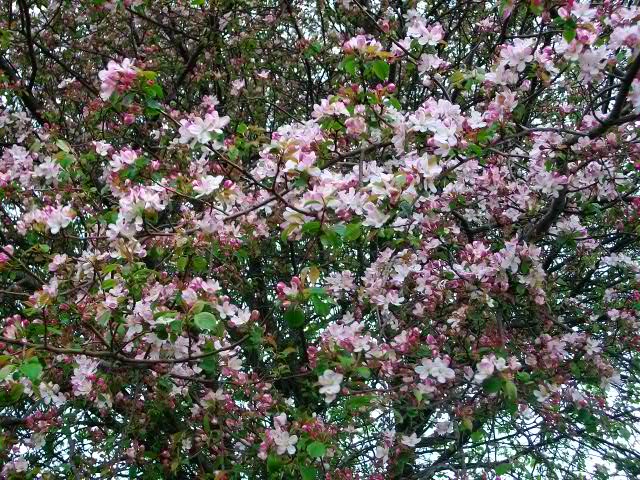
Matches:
[[98, 58, 138, 100], [193, 175, 224, 197], [415, 357, 455, 383], [345, 116, 366, 136], [46, 205, 76, 234], [401, 432, 420, 447], [272, 428, 298, 455], [71, 356, 100, 397], [231, 78, 246, 95], [178, 111, 230, 146], [318, 369, 343, 403]]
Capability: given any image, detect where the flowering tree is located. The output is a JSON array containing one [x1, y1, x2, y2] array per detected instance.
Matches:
[[1, 0, 640, 478]]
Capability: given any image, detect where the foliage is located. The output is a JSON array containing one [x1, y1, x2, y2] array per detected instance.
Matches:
[[1, 0, 640, 478]]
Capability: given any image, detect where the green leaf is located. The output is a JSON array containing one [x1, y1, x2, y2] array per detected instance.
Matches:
[[102, 263, 119, 274], [154, 311, 177, 324], [320, 229, 341, 248], [343, 56, 357, 76], [503, 380, 517, 401], [339, 355, 354, 367], [449, 70, 465, 86], [102, 279, 117, 290], [191, 301, 206, 315], [120, 92, 135, 107], [284, 307, 305, 328], [0, 383, 24, 406], [250, 325, 264, 346], [466, 143, 483, 157], [619, 427, 631, 441], [194, 312, 217, 331], [302, 221, 321, 235], [56, 139, 71, 153], [371, 60, 390, 80], [577, 408, 591, 423], [495, 463, 512, 475], [177, 256, 189, 272], [19, 358, 43, 381], [563, 20, 577, 43], [0, 364, 16, 381], [356, 366, 371, 379], [170, 319, 183, 334], [299, 465, 318, 480], [267, 454, 282, 472], [200, 355, 217, 374], [387, 96, 402, 110], [27, 323, 62, 337], [346, 395, 373, 410], [0, 29, 12, 51], [344, 222, 362, 242], [332, 224, 347, 237], [227, 147, 239, 161], [192, 255, 208, 273], [483, 376, 503, 393], [96, 310, 111, 326], [477, 125, 498, 143], [306, 441, 326, 458], [309, 41, 322, 55], [311, 295, 331, 317], [280, 223, 298, 242], [146, 98, 162, 111], [155, 326, 168, 340]]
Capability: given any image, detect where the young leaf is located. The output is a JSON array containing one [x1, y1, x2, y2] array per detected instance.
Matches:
[[285, 307, 305, 328], [343, 56, 357, 76], [306, 441, 326, 458], [19, 358, 43, 381], [194, 312, 217, 331], [302, 221, 321, 235], [299, 465, 318, 480], [503, 380, 518, 401], [372, 60, 390, 80], [344, 222, 362, 242], [483, 376, 503, 393]]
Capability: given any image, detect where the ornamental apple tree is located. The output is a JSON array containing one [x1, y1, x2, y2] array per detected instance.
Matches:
[[1, 0, 640, 479]]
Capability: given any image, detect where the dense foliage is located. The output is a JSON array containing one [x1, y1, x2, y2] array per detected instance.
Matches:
[[1, 0, 640, 478]]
